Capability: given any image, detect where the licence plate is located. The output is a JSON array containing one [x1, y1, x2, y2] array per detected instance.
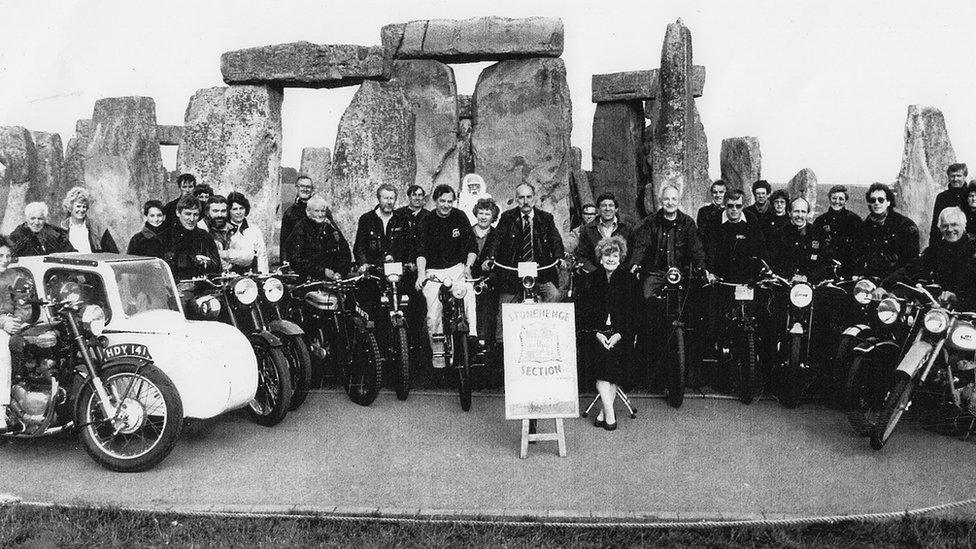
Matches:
[[734, 285, 754, 301], [384, 262, 403, 276]]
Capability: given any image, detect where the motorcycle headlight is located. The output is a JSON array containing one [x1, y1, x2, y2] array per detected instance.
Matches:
[[233, 277, 259, 305], [441, 278, 453, 290], [665, 267, 682, 285], [923, 309, 950, 334], [853, 279, 877, 305], [262, 277, 284, 303], [387, 273, 402, 284], [789, 283, 813, 308], [193, 295, 221, 320], [59, 282, 82, 306], [451, 283, 468, 299], [80, 305, 106, 336], [521, 275, 536, 289], [877, 297, 901, 324]]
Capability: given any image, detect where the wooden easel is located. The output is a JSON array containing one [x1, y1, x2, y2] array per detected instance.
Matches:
[[519, 418, 567, 458]]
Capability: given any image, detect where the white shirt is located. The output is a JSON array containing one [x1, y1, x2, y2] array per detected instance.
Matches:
[[68, 222, 92, 253]]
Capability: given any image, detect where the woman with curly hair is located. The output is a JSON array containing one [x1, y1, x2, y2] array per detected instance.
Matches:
[[59, 186, 118, 253]]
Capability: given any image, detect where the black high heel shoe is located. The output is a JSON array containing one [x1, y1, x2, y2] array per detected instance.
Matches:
[[604, 421, 617, 431], [594, 418, 606, 429]]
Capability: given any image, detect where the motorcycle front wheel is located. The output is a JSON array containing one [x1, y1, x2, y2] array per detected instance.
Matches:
[[737, 328, 758, 405], [76, 363, 183, 473], [665, 325, 685, 408], [275, 332, 312, 411], [392, 323, 411, 401], [777, 334, 804, 408], [345, 318, 381, 406], [246, 339, 292, 427], [845, 349, 894, 436], [453, 331, 472, 411], [871, 373, 914, 450]]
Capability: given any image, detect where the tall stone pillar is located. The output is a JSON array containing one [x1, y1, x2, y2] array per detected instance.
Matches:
[[0, 127, 38, 234], [30, 131, 66, 208], [63, 119, 92, 189], [720, 136, 761, 195], [591, 101, 644, 223], [895, 105, 956, 245]]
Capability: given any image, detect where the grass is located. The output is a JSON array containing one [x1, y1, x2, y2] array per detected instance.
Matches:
[[1, 505, 975, 548]]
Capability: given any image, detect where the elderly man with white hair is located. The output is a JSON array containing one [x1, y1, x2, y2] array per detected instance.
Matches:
[[885, 206, 976, 311], [9, 201, 74, 257], [284, 193, 352, 282]]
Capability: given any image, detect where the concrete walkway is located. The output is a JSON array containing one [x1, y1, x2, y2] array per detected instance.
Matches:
[[1, 391, 974, 521]]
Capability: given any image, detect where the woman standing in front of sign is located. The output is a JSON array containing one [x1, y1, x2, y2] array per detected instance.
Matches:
[[577, 235, 637, 431]]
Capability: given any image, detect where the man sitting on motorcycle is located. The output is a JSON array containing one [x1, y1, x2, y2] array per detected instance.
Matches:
[[156, 195, 221, 281], [285, 194, 352, 283], [884, 206, 976, 311]]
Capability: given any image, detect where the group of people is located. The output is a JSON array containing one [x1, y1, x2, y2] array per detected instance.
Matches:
[[3, 162, 976, 432]]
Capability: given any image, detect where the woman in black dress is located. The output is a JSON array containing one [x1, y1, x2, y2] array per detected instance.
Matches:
[[577, 235, 638, 431]]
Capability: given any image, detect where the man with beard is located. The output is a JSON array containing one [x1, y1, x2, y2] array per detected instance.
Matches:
[[10, 202, 74, 257], [285, 194, 352, 283], [853, 183, 920, 280], [813, 185, 862, 276], [354, 184, 412, 270], [743, 180, 773, 222], [200, 195, 235, 272], [280, 175, 315, 263], [887, 207, 976, 311], [127, 200, 166, 257], [929, 163, 969, 246], [157, 195, 221, 281]]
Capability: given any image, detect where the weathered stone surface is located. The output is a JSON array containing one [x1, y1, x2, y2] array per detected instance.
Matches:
[[63, 119, 92, 188], [457, 94, 474, 120], [221, 42, 390, 89], [895, 105, 956, 245], [647, 20, 710, 214], [331, 80, 416, 239], [382, 17, 563, 63], [720, 137, 762, 194], [457, 119, 474, 178], [472, 57, 573, 233], [568, 146, 594, 226], [157, 125, 183, 146], [85, 97, 166, 243], [178, 85, 283, 259], [299, 147, 331, 186], [391, 60, 459, 193], [592, 66, 704, 103], [787, 168, 819, 219], [30, 131, 66, 207], [590, 101, 644, 222], [0, 127, 38, 233]]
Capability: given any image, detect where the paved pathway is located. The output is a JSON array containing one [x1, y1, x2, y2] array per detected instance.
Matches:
[[1, 391, 974, 521]]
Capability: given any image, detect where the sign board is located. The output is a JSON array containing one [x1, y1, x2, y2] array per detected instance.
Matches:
[[503, 302, 579, 419]]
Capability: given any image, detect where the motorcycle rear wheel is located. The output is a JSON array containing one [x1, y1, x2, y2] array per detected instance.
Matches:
[[665, 326, 685, 408], [871, 374, 914, 450], [392, 324, 411, 401], [345, 318, 381, 406], [246, 339, 292, 427], [454, 332, 472, 412], [76, 363, 183, 473]]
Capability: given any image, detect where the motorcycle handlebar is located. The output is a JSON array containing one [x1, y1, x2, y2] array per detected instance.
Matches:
[[491, 259, 560, 272]]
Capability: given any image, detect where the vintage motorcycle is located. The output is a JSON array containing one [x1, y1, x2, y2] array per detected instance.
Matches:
[[180, 271, 292, 425], [256, 266, 312, 410], [365, 262, 411, 401], [869, 283, 976, 450], [288, 273, 382, 406], [645, 267, 691, 408]]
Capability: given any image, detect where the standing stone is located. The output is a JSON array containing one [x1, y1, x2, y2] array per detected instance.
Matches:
[[648, 20, 710, 215], [720, 136, 762, 194], [787, 168, 819, 219], [591, 101, 644, 222], [457, 94, 474, 120], [178, 86, 283, 259], [392, 60, 459, 193], [63, 119, 92, 188], [895, 105, 956, 244], [457, 119, 475, 179], [221, 43, 390, 89], [382, 17, 564, 63], [472, 58, 573, 233], [299, 147, 332, 186], [30, 131, 66, 207], [331, 80, 416, 239], [0, 126, 39, 232], [85, 97, 166, 243]]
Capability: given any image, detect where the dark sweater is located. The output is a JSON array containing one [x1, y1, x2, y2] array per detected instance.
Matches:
[[156, 223, 221, 280], [706, 217, 768, 283], [417, 208, 477, 270]]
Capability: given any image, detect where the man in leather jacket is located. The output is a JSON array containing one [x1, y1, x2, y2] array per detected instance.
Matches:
[[630, 185, 706, 297], [285, 194, 352, 282], [771, 197, 830, 281], [575, 192, 633, 273], [353, 184, 413, 269], [10, 202, 74, 257], [813, 185, 861, 276], [279, 175, 316, 264], [853, 183, 920, 280], [929, 163, 969, 247], [696, 180, 727, 254], [156, 195, 221, 281]]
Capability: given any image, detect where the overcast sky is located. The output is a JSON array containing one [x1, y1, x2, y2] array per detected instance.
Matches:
[[2, 0, 974, 186]]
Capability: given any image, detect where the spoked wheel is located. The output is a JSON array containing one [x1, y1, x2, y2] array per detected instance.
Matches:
[[247, 339, 292, 426], [777, 335, 804, 408], [345, 318, 382, 406], [392, 323, 411, 401], [871, 374, 915, 450], [665, 325, 685, 408], [76, 363, 183, 472], [276, 332, 312, 411], [845, 350, 894, 436], [453, 331, 472, 411], [737, 329, 758, 405]]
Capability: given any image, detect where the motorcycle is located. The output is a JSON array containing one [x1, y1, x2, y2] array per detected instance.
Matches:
[[364, 262, 412, 401], [288, 273, 382, 406], [180, 272, 292, 425], [255, 265, 313, 411], [643, 267, 691, 408], [869, 283, 976, 450]]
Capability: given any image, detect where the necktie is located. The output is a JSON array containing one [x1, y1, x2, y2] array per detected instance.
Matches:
[[521, 214, 534, 262]]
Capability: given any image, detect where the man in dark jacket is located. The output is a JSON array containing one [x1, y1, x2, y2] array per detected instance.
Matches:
[[854, 183, 920, 280], [156, 195, 221, 281], [162, 173, 197, 230], [696, 179, 727, 253], [706, 190, 768, 283], [285, 194, 352, 282], [886, 206, 976, 311], [279, 175, 316, 264], [771, 197, 830, 280], [743, 180, 773, 223], [353, 184, 413, 268], [630, 185, 706, 297], [813, 185, 862, 276], [929, 163, 969, 246], [10, 202, 74, 257], [575, 192, 633, 273]]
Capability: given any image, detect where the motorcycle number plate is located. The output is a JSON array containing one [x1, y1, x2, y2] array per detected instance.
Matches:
[[384, 262, 403, 276], [517, 262, 538, 278], [103, 343, 153, 361], [734, 285, 754, 301]]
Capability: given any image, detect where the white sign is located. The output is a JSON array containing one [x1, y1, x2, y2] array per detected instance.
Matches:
[[503, 302, 579, 419]]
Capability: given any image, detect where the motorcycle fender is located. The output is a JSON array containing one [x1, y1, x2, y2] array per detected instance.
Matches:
[[248, 331, 283, 348], [842, 324, 871, 338], [852, 339, 899, 355], [896, 340, 934, 378], [789, 322, 804, 335], [267, 319, 304, 338]]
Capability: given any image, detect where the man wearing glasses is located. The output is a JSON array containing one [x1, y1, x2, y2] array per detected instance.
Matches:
[[854, 183, 920, 279]]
